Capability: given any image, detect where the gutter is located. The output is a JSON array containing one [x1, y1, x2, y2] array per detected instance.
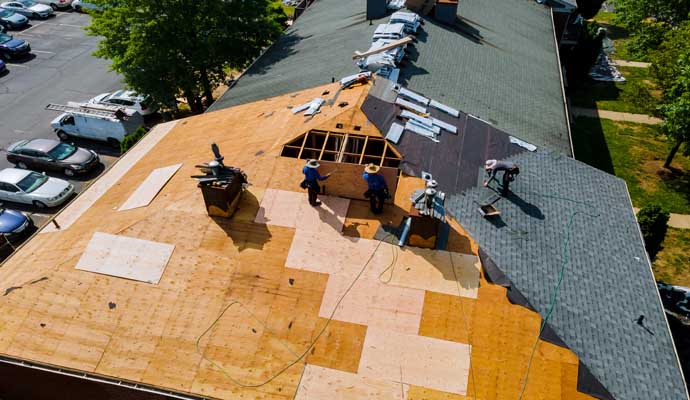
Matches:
[[550, 8, 575, 157], [0, 355, 211, 400], [624, 183, 690, 400]]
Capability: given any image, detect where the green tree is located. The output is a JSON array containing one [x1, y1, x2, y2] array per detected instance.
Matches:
[[614, 0, 690, 58], [660, 96, 690, 167], [86, 0, 286, 114]]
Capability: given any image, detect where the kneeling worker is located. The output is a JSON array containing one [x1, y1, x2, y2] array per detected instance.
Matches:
[[302, 160, 330, 206], [483, 159, 519, 196], [363, 163, 389, 214]]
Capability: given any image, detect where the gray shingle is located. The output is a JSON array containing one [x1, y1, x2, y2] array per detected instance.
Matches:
[[209, 0, 572, 155], [449, 151, 689, 400]]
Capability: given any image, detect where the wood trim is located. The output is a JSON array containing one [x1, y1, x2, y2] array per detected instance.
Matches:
[[296, 133, 308, 159], [359, 136, 369, 165], [318, 132, 330, 160]]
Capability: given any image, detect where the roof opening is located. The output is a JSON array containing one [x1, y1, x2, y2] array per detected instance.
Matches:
[[281, 129, 401, 168]]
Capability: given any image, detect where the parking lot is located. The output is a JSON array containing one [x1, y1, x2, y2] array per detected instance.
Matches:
[[0, 9, 123, 252]]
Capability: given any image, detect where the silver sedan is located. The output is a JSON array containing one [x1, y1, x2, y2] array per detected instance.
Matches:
[[0, 0, 52, 19]]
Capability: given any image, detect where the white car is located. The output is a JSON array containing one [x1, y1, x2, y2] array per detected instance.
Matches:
[[35, 0, 71, 10], [0, 168, 73, 208], [71, 0, 98, 11], [0, 0, 52, 18], [89, 90, 157, 116]]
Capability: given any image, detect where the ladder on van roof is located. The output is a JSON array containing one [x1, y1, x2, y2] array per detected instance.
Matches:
[[45, 103, 131, 120]]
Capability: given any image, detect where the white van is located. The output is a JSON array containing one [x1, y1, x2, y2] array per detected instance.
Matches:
[[48, 102, 144, 147]]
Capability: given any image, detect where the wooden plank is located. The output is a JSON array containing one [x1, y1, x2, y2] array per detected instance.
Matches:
[[358, 327, 472, 395], [254, 188, 350, 233], [295, 365, 409, 399], [119, 163, 182, 211]]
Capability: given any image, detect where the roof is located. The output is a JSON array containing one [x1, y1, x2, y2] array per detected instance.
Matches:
[[0, 82, 598, 400], [209, 0, 572, 155], [0, 167, 31, 184], [448, 150, 689, 400]]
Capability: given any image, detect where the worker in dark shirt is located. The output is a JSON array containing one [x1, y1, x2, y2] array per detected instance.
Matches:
[[363, 163, 389, 214], [483, 159, 520, 195], [302, 159, 330, 206]]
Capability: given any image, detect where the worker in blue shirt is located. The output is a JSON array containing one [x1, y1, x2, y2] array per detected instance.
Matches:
[[363, 163, 389, 214], [301, 159, 330, 206]]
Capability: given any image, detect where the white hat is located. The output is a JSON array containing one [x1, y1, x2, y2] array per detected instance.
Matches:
[[485, 159, 497, 169], [305, 159, 320, 169], [364, 163, 380, 174]]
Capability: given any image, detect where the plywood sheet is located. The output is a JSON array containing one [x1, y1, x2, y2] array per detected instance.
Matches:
[[358, 327, 471, 396], [383, 249, 480, 299], [254, 188, 349, 233], [119, 163, 182, 211], [75, 232, 175, 284], [320, 273, 425, 335], [285, 229, 381, 277], [295, 364, 409, 400]]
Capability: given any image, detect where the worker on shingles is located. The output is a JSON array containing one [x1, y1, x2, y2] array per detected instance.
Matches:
[[301, 160, 330, 206], [363, 163, 389, 214], [483, 159, 520, 196]]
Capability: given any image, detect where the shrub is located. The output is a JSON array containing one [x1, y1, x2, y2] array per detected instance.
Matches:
[[637, 203, 670, 259], [120, 126, 147, 154]]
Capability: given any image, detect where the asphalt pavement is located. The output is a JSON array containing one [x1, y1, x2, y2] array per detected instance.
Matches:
[[0, 10, 123, 240]]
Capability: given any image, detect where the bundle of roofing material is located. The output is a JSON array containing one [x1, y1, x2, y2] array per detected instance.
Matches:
[[509, 136, 537, 151], [389, 11, 421, 34], [386, 122, 405, 144], [395, 97, 427, 113], [387, 0, 406, 9], [396, 86, 430, 105], [292, 97, 325, 115], [400, 109, 456, 134], [339, 72, 372, 89], [405, 121, 439, 142], [429, 99, 460, 117], [358, 52, 397, 72], [373, 23, 406, 41]]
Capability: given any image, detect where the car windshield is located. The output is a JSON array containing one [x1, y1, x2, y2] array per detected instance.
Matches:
[[16, 172, 48, 193], [17, 0, 36, 6], [0, 33, 12, 44], [0, 9, 12, 17], [46, 142, 77, 160]]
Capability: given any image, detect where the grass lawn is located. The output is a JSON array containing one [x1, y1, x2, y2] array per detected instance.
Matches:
[[572, 117, 690, 214], [272, 0, 295, 18], [653, 228, 690, 285], [569, 66, 660, 115]]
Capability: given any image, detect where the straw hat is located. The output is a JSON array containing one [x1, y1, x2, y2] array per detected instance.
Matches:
[[364, 163, 380, 174], [485, 159, 497, 170], [305, 159, 320, 169]]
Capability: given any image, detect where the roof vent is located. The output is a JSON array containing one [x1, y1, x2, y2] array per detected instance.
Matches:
[[434, 0, 459, 24], [367, 0, 387, 20]]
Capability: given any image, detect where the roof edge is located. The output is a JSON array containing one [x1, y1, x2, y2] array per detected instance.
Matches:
[[623, 181, 690, 400], [549, 7, 575, 157]]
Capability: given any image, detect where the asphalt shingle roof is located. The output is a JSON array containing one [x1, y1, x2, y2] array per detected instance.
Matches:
[[448, 150, 689, 400], [209, 0, 572, 155]]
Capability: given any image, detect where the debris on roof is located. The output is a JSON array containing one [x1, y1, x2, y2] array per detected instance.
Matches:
[[385, 122, 405, 144], [292, 97, 325, 115]]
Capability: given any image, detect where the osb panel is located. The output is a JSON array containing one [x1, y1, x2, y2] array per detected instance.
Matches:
[[319, 273, 425, 334], [254, 188, 350, 234], [295, 364, 409, 400], [358, 327, 471, 396], [305, 318, 367, 374]]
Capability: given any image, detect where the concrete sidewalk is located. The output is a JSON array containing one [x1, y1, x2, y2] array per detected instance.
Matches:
[[571, 107, 663, 125]]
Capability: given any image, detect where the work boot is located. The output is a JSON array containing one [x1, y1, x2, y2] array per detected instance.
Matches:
[[311, 201, 322, 206]]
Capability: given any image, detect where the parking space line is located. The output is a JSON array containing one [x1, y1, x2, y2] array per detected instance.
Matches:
[[6, 63, 29, 68], [58, 23, 86, 28], [22, 20, 47, 33], [31, 50, 55, 54]]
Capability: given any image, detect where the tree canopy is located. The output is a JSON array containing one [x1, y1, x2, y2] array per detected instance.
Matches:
[[86, 0, 286, 113], [614, 0, 690, 58], [650, 23, 690, 167]]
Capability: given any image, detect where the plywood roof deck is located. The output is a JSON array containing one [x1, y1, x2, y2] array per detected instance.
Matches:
[[0, 82, 595, 400]]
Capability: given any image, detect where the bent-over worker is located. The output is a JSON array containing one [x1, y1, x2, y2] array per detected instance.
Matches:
[[363, 163, 389, 214], [483, 159, 519, 196], [301, 160, 330, 206]]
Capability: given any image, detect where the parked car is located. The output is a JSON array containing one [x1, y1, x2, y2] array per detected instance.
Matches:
[[0, 8, 28, 29], [89, 90, 157, 116], [0, 59, 6, 73], [34, 0, 70, 10], [50, 102, 144, 147], [6, 138, 100, 177], [0, 32, 29, 60], [71, 0, 98, 11], [0, 168, 73, 208], [0, 0, 52, 18], [0, 208, 32, 241]]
